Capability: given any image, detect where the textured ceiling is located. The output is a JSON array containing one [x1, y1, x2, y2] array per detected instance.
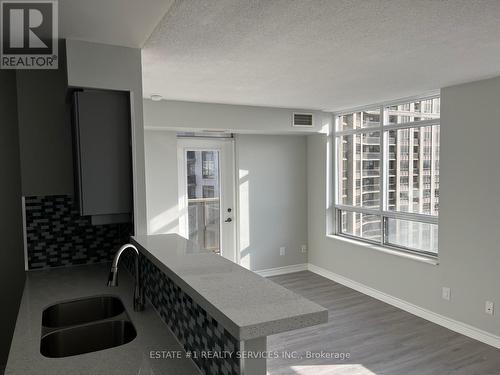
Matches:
[[59, 0, 174, 48], [142, 0, 500, 111]]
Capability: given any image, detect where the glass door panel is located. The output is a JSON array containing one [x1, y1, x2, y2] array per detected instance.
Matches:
[[177, 138, 236, 261], [185, 150, 221, 254]]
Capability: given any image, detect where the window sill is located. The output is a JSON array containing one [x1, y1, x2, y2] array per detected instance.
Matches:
[[326, 234, 439, 266]]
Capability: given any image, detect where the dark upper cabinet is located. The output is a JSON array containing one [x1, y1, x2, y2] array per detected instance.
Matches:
[[73, 90, 132, 220]]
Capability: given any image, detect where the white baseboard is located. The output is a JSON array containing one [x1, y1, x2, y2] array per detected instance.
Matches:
[[254, 263, 308, 277], [308, 263, 500, 350]]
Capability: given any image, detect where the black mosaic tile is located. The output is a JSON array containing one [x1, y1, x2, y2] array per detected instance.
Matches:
[[25, 195, 131, 269], [26, 194, 240, 373], [123, 253, 241, 375]]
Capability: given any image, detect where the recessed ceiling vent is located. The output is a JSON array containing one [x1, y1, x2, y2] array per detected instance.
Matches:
[[292, 112, 314, 127]]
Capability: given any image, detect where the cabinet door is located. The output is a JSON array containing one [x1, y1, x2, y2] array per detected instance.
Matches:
[[74, 90, 132, 217]]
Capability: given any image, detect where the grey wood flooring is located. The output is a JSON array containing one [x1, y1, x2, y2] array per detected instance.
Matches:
[[267, 271, 500, 375]]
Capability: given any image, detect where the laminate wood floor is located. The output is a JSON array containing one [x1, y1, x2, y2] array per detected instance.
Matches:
[[267, 271, 500, 375]]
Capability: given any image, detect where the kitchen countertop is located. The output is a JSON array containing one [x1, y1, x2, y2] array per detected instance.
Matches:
[[132, 234, 328, 341], [5, 263, 202, 375]]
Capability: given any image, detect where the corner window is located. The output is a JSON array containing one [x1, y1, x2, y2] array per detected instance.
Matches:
[[334, 96, 440, 257]]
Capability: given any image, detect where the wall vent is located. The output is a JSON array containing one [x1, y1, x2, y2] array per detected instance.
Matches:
[[292, 112, 314, 127]]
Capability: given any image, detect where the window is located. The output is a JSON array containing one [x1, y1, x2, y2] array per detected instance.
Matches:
[[203, 185, 215, 198], [334, 95, 440, 257], [202, 151, 217, 179]]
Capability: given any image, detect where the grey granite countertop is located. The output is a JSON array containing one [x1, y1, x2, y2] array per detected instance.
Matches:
[[5, 263, 201, 375], [132, 234, 328, 341]]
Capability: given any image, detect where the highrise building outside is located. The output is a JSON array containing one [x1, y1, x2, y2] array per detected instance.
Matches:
[[337, 97, 440, 255]]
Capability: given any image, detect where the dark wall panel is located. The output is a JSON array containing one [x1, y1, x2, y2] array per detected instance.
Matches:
[[16, 40, 74, 196], [0, 71, 26, 368]]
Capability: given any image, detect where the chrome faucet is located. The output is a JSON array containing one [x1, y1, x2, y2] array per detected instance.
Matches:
[[107, 244, 145, 312]]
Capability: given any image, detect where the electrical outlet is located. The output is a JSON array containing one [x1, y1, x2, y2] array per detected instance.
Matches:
[[279, 246, 286, 256], [300, 245, 307, 253], [485, 301, 494, 315], [442, 287, 451, 301]]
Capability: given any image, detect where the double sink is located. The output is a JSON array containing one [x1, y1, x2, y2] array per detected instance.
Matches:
[[40, 296, 137, 358]]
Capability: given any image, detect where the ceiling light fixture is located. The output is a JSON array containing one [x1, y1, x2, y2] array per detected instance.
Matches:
[[150, 94, 163, 101]]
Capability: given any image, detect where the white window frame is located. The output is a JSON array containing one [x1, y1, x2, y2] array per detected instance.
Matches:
[[332, 93, 440, 258]]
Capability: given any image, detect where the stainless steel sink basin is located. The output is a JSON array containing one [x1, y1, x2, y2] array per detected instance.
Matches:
[[40, 295, 137, 358], [42, 296, 125, 328], [40, 320, 136, 358]]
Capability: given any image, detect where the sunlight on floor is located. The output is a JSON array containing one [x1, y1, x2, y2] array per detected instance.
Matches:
[[269, 364, 377, 375]]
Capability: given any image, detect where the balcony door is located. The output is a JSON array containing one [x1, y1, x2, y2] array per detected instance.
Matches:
[[177, 138, 236, 262]]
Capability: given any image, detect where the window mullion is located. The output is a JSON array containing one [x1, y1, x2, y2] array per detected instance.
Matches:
[[379, 105, 385, 245]]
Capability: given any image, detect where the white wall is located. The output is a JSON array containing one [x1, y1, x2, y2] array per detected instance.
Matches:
[[66, 39, 147, 234], [143, 99, 330, 134], [143, 131, 308, 271], [142, 100, 311, 271], [144, 130, 179, 235], [237, 134, 308, 271], [308, 75, 500, 338]]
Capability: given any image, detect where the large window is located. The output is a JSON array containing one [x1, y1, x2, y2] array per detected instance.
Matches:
[[334, 95, 440, 257]]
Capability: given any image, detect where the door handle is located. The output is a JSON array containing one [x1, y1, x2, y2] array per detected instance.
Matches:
[[224, 218, 232, 223]]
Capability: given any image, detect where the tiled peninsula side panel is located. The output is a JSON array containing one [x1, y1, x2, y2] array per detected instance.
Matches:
[[138, 255, 240, 375], [25, 195, 131, 269]]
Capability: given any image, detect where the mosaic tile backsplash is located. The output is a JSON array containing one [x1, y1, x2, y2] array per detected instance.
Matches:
[[26, 194, 240, 374], [25, 195, 131, 269], [122, 253, 240, 375]]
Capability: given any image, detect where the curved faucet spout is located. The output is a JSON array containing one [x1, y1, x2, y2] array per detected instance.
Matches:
[[107, 244, 145, 312]]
